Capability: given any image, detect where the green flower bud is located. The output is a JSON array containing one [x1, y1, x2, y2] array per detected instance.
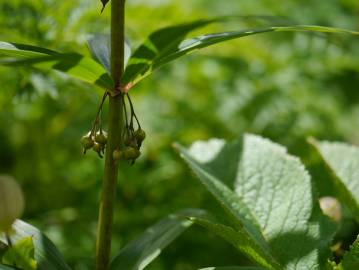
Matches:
[[81, 132, 94, 154], [0, 176, 24, 232], [123, 146, 140, 160], [93, 142, 104, 158], [95, 131, 108, 145], [134, 129, 146, 143], [113, 149, 122, 160]]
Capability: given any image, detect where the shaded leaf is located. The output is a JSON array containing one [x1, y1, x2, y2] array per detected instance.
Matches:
[[110, 209, 205, 270], [309, 139, 359, 223], [175, 134, 336, 269], [0, 41, 113, 90], [0, 264, 17, 270], [200, 267, 266, 270], [2, 237, 37, 270], [122, 24, 359, 87], [340, 235, 359, 269], [87, 34, 132, 73], [0, 220, 71, 270], [188, 215, 280, 270]]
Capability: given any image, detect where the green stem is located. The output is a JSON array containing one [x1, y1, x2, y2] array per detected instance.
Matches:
[[95, 1, 125, 270]]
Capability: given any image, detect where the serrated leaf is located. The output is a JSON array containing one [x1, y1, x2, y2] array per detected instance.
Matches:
[[340, 235, 359, 269], [110, 209, 205, 270], [87, 34, 132, 73], [122, 23, 359, 87], [0, 220, 71, 270], [175, 134, 336, 270], [0, 41, 113, 90], [309, 139, 359, 223], [2, 237, 37, 270]]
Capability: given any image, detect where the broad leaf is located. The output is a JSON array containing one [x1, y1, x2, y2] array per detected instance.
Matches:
[[175, 134, 336, 270], [122, 24, 359, 87], [309, 139, 359, 223], [340, 235, 359, 270], [0, 220, 71, 270], [87, 34, 132, 73], [2, 237, 37, 270], [189, 215, 279, 270], [0, 42, 113, 90], [110, 209, 205, 270]]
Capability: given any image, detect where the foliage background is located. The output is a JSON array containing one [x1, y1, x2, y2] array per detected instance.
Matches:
[[0, 0, 359, 269]]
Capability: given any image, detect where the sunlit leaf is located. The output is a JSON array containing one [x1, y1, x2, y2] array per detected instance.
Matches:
[[0, 41, 113, 90], [309, 139, 359, 223], [123, 23, 359, 87], [175, 134, 336, 269], [0, 220, 71, 270], [2, 237, 37, 270]]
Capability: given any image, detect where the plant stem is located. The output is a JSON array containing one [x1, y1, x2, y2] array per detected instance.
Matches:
[[95, 0, 125, 269]]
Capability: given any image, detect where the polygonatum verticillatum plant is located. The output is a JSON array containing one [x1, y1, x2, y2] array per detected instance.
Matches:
[[1, 1, 359, 270]]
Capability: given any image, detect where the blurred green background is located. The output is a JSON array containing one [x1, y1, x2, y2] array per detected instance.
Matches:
[[1, 0, 359, 269]]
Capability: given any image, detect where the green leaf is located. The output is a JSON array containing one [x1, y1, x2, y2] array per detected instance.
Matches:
[[175, 134, 336, 270], [100, 0, 109, 13], [200, 267, 266, 270], [122, 23, 359, 87], [0, 264, 18, 270], [87, 34, 132, 74], [340, 235, 359, 269], [309, 139, 359, 223], [110, 209, 205, 270], [0, 220, 71, 270], [188, 215, 280, 270], [0, 41, 113, 90], [2, 237, 37, 270]]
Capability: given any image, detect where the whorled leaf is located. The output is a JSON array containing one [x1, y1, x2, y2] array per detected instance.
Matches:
[[0, 220, 71, 270], [120, 15, 290, 86], [110, 209, 206, 270], [100, 0, 109, 13], [175, 134, 336, 270], [87, 34, 132, 73], [0, 41, 113, 90], [309, 139, 359, 223], [122, 23, 359, 87]]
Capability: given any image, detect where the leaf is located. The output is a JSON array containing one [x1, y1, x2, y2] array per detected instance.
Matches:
[[199, 267, 266, 270], [0, 41, 113, 90], [309, 139, 359, 223], [2, 237, 37, 270], [87, 34, 132, 73], [0, 264, 18, 270], [175, 134, 336, 270], [340, 235, 359, 270], [0, 220, 71, 270], [110, 209, 205, 270], [122, 23, 359, 87], [188, 215, 280, 270], [101, 0, 109, 13]]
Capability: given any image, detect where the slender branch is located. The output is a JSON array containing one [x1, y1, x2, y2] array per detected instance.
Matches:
[[95, 1, 125, 270]]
